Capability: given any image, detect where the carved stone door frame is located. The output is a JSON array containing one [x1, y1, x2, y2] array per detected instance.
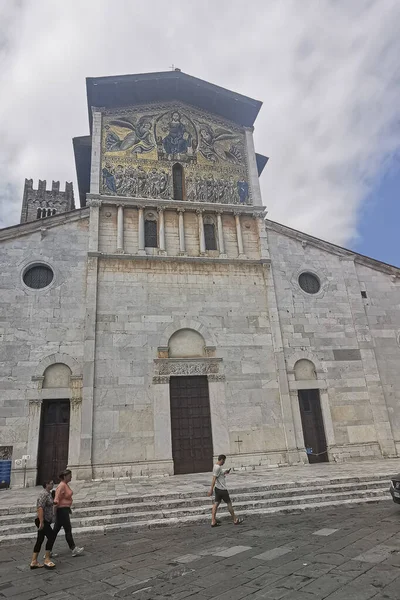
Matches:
[[152, 358, 230, 471], [23, 374, 83, 488]]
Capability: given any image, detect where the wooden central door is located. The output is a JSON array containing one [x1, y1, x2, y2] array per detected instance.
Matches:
[[298, 389, 328, 463], [37, 400, 70, 484], [170, 376, 213, 475]]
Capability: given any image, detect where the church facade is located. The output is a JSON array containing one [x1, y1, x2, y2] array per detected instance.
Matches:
[[1, 70, 400, 487]]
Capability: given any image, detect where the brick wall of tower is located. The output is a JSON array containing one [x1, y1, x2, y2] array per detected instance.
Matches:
[[20, 179, 75, 224]]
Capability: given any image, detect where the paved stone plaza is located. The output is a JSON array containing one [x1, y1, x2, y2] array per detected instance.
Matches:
[[2, 502, 400, 599]]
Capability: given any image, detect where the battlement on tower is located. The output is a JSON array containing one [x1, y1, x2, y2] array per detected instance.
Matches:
[[20, 178, 75, 224]]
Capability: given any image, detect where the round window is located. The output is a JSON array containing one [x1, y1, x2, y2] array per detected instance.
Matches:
[[298, 272, 320, 294], [23, 264, 54, 289]]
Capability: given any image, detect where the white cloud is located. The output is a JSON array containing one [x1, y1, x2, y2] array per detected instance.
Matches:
[[0, 0, 399, 246]]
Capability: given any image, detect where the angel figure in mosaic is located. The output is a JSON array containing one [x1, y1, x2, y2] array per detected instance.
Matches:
[[106, 116, 156, 154], [197, 123, 244, 165]]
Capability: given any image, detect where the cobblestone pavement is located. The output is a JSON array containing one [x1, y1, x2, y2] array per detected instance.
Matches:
[[3, 458, 400, 508], [2, 502, 400, 599]]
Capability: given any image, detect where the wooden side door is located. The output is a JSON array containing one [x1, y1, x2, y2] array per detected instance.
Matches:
[[298, 389, 328, 463], [170, 376, 213, 474], [37, 400, 70, 484]]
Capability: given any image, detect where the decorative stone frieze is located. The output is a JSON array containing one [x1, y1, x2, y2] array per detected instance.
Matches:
[[154, 358, 222, 377]]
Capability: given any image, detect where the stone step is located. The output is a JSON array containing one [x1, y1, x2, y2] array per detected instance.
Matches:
[[0, 479, 388, 524], [0, 473, 393, 515], [0, 495, 391, 544], [0, 487, 389, 536]]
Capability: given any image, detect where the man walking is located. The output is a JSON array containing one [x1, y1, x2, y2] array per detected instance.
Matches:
[[208, 454, 243, 527]]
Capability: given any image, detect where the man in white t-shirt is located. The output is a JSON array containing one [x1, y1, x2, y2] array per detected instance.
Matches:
[[207, 454, 243, 527]]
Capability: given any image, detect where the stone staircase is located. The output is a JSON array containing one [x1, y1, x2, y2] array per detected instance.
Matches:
[[0, 473, 392, 543]]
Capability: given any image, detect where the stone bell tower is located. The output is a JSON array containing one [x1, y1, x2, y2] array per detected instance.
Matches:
[[20, 178, 75, 224]]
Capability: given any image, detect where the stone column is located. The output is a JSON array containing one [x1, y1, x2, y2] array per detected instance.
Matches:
[[216, 211, 227, 258], [234, 211, 246, 258], [177, 208, 186, 254], [158, 207, 166, 254], [197, 209, 206, 254], [116, 204, 124, 253], [87, 199, 102, 253], [138, 207, 146, 255]]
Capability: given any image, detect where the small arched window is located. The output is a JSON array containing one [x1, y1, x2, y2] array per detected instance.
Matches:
[[204, 223, 217, 250], [173, 163, 185, 200], [36, 208, 41, 220], [145, 219, 158, 248]]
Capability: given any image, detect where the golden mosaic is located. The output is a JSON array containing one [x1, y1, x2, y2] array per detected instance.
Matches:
[[101, 103, 250, 205]]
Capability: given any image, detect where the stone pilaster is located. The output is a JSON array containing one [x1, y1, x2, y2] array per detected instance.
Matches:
[[262, 254, 301, 464], [87, 199, 102, 253], [79, 254, 99, 480]]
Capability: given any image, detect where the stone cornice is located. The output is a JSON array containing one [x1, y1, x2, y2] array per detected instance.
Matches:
[[88, 251, 270, 266], [0, 208, 89, 243], [265, 219, 400, 277], [87, 193, 266, 216]]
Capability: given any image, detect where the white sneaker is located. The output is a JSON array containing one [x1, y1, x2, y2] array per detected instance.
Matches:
[[71, 546, 84, 557], [43, 552, 58, 559]]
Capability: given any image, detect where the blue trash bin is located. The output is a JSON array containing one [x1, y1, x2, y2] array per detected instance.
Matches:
[[0, 460, 12, 489]]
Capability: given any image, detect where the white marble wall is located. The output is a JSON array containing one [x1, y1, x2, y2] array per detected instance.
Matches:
[[267, 222, 400, 461], [0, 215, 88, 485], [92, 256, 284, 477]]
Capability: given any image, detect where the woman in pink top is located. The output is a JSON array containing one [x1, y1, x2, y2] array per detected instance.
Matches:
[[53, 469, 84, 557]]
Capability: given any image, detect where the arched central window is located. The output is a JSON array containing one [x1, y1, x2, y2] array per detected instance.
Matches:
[[173, 163, 185, 200]]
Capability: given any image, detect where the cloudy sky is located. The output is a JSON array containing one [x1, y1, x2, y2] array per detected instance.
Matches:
[[0, 0, 399, 261]]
